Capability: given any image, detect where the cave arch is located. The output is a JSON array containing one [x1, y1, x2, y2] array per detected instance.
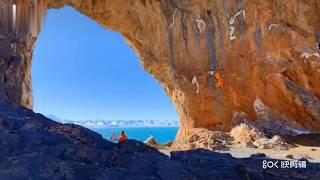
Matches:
[[33, 5, 179, 130], [1, 0, 320, 142]]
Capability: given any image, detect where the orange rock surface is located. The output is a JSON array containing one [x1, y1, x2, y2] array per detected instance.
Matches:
[[1, 0, 320, 140]]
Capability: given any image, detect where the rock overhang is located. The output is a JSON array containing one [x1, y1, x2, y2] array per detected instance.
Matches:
[[1, 0, 320, 141]]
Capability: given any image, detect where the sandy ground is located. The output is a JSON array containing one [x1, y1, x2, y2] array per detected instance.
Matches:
[[226, 145, 320, 162], [159, 145, 320, 163]]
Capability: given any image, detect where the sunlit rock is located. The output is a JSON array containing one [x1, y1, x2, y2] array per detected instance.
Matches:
[[1, 0, 320, 142]]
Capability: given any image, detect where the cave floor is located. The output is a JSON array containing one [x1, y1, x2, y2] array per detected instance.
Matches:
[[159, 144, 320, 162]]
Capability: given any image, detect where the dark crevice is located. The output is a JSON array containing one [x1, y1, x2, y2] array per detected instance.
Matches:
[[3, 57, 12, 84], [280, 69, 294, 82], [281, 69, 320, 100], [3, 74, 7, 84], [279, 20, 313, 37], [316, 31, 320, 49], [168, 28, 175, 70], [284, 78, 320, 124], [193, 20, 201, 70], [181, 11, 189, 53], [254, 27, 264, 52], [160, 0, 178, 71], [140, 0, 147, 7], [204, 11, 218, 71]]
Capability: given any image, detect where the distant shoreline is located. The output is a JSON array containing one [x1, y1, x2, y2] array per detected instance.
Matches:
[[90, 126, 179, 129]]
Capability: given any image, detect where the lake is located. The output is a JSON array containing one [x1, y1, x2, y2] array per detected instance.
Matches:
[[92, 127, 179, 144]]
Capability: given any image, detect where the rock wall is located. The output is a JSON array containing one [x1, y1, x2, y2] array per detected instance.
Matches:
[[1, 0, 320, 140], [0, 0, 46, 109]]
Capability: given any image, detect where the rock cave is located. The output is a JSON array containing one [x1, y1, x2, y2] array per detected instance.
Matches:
[[1, 0, 320, 141], [1, 0, 320, 179]]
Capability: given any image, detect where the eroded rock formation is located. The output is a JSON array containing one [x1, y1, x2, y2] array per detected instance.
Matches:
[[0, 0, 46, 109], [1, 0, 320, 140], [1, 104, 319, 179]]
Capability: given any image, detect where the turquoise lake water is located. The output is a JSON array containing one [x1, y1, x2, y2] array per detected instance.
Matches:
[[92, 127, 179, 144]]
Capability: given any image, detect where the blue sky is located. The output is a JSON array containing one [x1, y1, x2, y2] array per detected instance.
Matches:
[[32, 6, 178, 121]]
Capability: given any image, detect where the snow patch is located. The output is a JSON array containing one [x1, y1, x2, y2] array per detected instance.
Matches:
[[229, 10, 246, 25], [253, 98, 269, 114], [192, 76, 200, 94], [195, 19, 206, 33], [168, 9, 178, 29], [229, 26, 236, 41], [229, 10, 246, 41], [268, 23, 280, 31], [288, 127, 311, 135], [300, 51, 320, 63], [208, 70, 214, 76]]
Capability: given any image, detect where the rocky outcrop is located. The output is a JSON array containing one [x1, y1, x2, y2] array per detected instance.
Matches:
[[230, 123, 294, 150], [0, 105, 320, 179], [171, 124, 295, 151], [172, 128, 233, 151], [144, 135, 173, 150], [0, 0, 46, 109], [1, 0, 320, 140]]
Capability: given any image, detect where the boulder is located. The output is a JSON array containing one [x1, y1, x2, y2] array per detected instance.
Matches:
[[231, 123, 294, 150], [144, 135, 158, 146], [173, 128, 232, 151]]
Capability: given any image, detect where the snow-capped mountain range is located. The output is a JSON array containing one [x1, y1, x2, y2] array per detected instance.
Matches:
[[46, 114, 179, 128]]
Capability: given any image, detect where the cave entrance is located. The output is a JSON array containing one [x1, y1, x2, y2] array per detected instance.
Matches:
[[32, 6, 179, 144]]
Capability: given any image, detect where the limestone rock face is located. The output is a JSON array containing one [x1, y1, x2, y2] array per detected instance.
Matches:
[[0, 0, 46, 109], [1, 0, 320, 140]]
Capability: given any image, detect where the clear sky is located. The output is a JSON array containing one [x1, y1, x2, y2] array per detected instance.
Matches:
[[32, 6, 178, 121]]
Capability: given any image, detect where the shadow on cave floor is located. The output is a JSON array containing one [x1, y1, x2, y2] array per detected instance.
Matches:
[[0, 103, 320, 179], [283, 134, 320, 147]]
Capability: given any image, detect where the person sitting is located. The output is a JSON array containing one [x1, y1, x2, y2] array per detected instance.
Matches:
[[108, 132, 118, 143], [118, 131, 128, 143]]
